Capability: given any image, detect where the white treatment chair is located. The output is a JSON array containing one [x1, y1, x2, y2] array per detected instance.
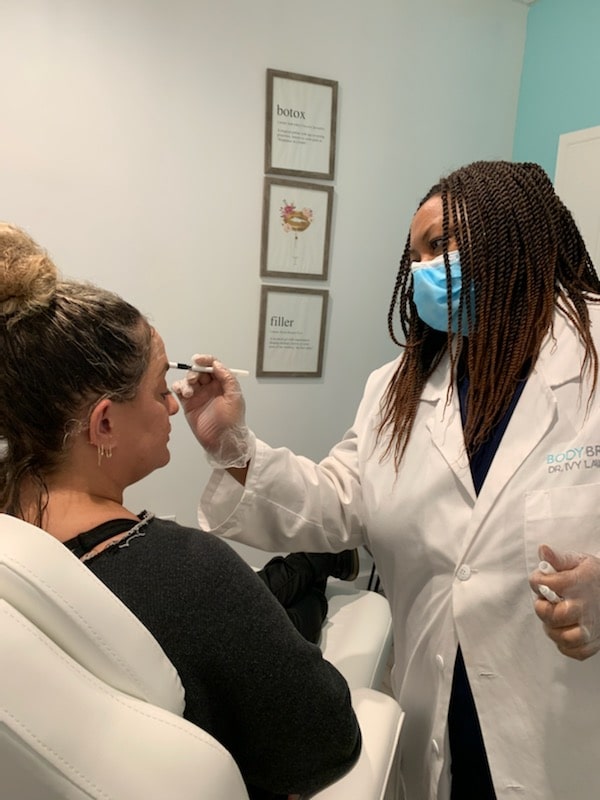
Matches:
[[249, 554, 394, 692], [0, 514, 403, 800]]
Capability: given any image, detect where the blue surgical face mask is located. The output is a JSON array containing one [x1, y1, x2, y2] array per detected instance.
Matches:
[[410, 250, 473, 335]]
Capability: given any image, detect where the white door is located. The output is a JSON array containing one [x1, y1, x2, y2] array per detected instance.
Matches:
[[554, 125, 600, 273]]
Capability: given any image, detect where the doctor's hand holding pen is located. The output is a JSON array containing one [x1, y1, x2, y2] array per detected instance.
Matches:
[[529, 544, 600, 661], [172, 354, 254, 478]]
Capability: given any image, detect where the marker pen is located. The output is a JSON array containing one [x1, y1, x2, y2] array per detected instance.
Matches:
[[169, 361, 250, 377]]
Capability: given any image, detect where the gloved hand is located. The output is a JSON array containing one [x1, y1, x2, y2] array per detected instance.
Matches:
[[529, 543, 600, 661], [172, 354, 255, 469]]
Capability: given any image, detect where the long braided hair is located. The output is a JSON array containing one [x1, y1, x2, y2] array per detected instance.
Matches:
[[378, 160, 600, 469]]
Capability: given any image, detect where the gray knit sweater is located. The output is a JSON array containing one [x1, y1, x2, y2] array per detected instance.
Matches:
[[65, 516, 360, 799]]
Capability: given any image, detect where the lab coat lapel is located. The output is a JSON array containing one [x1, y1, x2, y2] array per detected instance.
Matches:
[[469, 308, 581, 526], [422, 308, 584, 527], [473, 369, 557, 518], [424, 358, 477, 504]]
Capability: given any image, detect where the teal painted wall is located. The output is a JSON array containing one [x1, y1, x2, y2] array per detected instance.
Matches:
[[513, 0, 600, 179]]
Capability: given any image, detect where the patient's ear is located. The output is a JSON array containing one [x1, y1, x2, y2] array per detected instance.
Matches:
[[87, 398, 114, 447]]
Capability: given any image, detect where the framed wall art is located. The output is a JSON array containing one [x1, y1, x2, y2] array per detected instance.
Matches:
[[260, 177, 333, 280], [256, 285, 329, 377], [265, 68, 338, 180]]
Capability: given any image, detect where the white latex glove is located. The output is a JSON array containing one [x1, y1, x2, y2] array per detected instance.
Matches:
[[529, 544, 600, 661], [172, 354, 255, 469]]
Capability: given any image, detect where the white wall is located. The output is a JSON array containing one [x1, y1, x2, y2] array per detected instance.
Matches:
[[1, 0, 528, 538]]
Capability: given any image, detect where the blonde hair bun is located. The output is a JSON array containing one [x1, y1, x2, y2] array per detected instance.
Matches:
[[0, 222, 58, 322]]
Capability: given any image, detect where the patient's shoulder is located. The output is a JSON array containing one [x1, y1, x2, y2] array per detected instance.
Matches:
[[147, 517, 257, 579]]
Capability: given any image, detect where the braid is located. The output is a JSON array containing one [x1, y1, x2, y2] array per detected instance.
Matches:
[[379, 160, 600, 469], [387, 237, 411, 346]]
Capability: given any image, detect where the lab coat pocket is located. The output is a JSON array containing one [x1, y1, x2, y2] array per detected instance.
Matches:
[[523, 484, 600, 576]]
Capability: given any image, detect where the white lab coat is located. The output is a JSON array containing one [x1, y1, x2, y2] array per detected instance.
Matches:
[[199, 305, 600, 800]]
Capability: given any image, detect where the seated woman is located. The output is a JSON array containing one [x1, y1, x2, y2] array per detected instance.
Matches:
[[0, 222, 360, 800]]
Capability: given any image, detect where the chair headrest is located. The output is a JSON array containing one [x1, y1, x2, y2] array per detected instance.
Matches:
[[0, 513, 184, 714]]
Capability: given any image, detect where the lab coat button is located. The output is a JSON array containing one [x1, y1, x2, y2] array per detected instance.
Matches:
[[435, 654, 444, 670], [457, 564, 471, 581], [431, 739, 440, 757]]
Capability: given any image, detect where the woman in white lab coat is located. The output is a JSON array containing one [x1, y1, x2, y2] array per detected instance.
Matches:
[[174, 161, 600, 799]]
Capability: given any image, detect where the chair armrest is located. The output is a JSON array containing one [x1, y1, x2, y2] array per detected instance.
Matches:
[[321, 583, 393, 690], [312, 687, 404, 800]]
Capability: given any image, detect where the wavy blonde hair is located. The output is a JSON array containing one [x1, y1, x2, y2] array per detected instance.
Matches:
[[0, 223, 152, 523]]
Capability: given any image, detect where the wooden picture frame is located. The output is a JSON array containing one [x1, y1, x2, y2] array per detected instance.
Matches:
[[256, 285, 329, 377], [260, 177, 333, 280], [265, 68, 338, 180]]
